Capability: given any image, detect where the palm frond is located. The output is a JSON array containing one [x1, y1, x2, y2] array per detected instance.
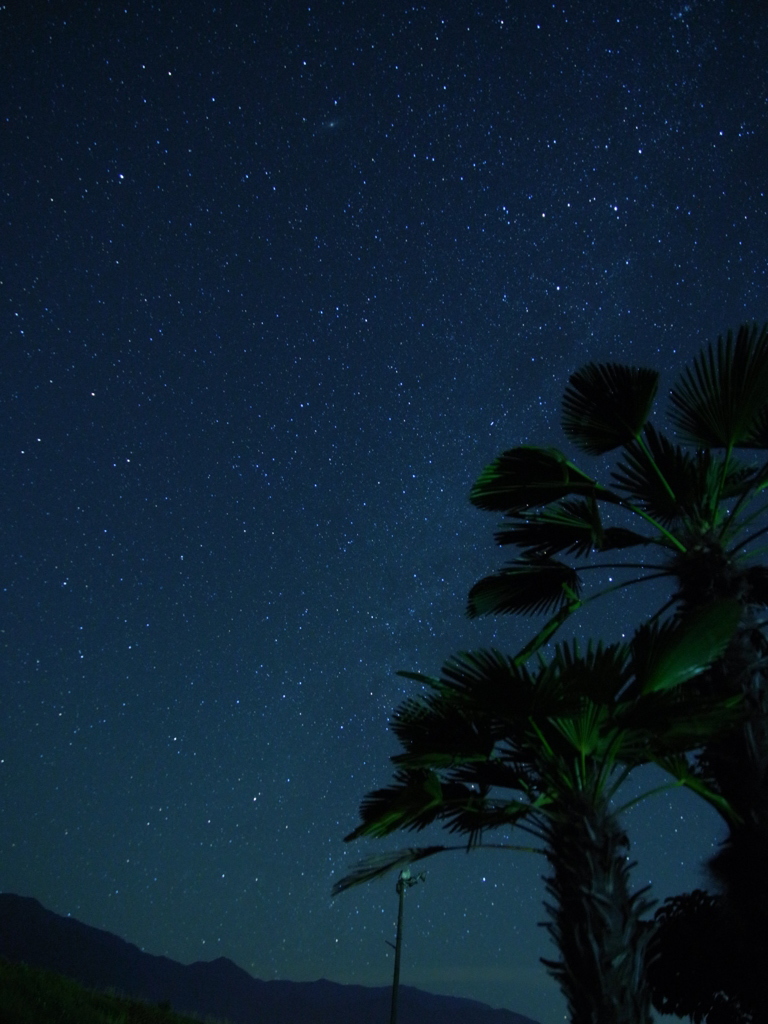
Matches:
[[495, 498, 650, 558], [401, 649, 540, 724], [547, 703, 610, 759], [396, 669, 440, 686], [438, 791, 541, 836], [721, 457, 768, 499], [510, 600, 584, 664], [470, 447, 617, 513], [467, 558, 580, 617], [628, 600, 741, 695], [551, 638, 631, 705], [669, 323, 768, 449], [346, 769, 446, 839], [654, 754, 741, 823], [389, 691, 495, 763], [437, 647, 566, 720], [332, 838, 546, 896], [612, 423, 720, 527], [562, 362, 659, 454], [614, 683, 743, 760], [332, 846, 452, 895], [643, 692, 744, 750], [449, 756, 539, 794], [438, 648, 527, 695]]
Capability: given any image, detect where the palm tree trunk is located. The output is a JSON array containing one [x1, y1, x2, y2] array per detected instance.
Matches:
[[541, 789, 654, 1024]]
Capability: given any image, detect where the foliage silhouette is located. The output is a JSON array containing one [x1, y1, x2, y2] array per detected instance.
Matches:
[[467, 323, 768, 1014], [336, 609, 741, 1024], [0, 957, 216, 1024], [647, 889, 761, 1022]]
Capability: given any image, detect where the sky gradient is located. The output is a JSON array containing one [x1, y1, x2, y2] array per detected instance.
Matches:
[[2, 3, 767, 1021]]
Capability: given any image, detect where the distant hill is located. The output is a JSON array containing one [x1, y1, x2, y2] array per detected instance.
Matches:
[[0, 893, 540, 1024]]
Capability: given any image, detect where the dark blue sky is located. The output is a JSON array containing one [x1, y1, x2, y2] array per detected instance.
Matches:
[[2, 3, 767, 1021]]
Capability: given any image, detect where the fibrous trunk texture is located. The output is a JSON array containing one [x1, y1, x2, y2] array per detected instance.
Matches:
[[542, 790, 654, 1024]]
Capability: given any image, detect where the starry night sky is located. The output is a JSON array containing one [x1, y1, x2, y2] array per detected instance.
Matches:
[[2, 3, 767, 1022]]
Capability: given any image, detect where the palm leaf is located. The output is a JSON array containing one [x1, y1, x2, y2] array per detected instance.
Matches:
[[562, 362, 659, 454], [628, 600, 741, 695], [495, 498, 650, 558], [721, 457, 768, 498], [397, 669, 440, 686], [346, 769, 446, 838], [332, 846, 451, 895], [332, 837, 546, 896], [399, 649, 546, 725], [678, 693, 746, 742], [548, 703, 610, 759], [449, 756, 540, 795], [438, 791, 541, 836], [470, 447, 616, 513], [389, 690, 496, 763], [654, 754, 741, 823], [551, 639, 631, 705], [611, 424, 717, 527], [510, 601, 584, 664], [634, 691, 744, 751], [668, 323, 768, 448], [437, 648, 565, 720], [467, 558, 580, 618]]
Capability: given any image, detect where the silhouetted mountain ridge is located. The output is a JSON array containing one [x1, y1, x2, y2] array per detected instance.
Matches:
[[0, 893, 539, 1024]]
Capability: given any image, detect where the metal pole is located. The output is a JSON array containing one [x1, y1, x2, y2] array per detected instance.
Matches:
[[388, 868, 424, 1024], [389, 872, 407, 1024]]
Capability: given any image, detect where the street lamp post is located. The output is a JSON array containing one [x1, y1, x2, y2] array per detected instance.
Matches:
[[388, 867, 425, 1024]]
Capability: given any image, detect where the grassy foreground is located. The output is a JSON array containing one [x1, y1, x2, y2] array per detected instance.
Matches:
[[0, 957, 231, 1024]]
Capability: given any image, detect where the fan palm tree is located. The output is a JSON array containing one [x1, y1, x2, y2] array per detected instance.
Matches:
[[467, 324, 768, 970], [335, 606, 741, 1024]]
